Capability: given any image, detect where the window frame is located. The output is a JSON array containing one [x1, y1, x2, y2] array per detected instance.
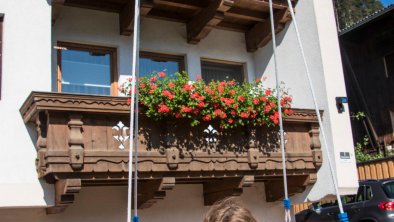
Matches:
[[383, 52, 394, 79], [139, 51, 185, 75], [200, 58, 246, 83], [56, 41, 118, 96], [0, 14, 3, 100]]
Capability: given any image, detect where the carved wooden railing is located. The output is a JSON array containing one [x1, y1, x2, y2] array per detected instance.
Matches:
[[20, 91, 323, 213]]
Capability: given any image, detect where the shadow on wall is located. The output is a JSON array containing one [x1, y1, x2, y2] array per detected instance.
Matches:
[[254, 23, 290, 79]]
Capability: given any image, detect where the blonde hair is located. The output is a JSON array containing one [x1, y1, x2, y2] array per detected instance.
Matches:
[[204, 197, 257, 222]]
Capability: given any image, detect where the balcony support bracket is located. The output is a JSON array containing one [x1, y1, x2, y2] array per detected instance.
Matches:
[[138, 177, 176, 208], [265, 176, 309, 202], [203, 175, 254, 205], [47, 178, 82, 214]]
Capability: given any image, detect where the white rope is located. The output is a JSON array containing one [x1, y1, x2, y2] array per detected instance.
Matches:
[[128, 0, 141, 221], [285, 0, 345, 214], [267, 1, 290, 221]]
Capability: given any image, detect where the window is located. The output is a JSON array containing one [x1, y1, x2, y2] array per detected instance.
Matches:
[[383, 181, 394, 198], [0, 14, 3, 99], [139, 51, 185, 77], [383, 52, 394, 78], [201, 59, 245, 83], [57, 42, 117, 96]]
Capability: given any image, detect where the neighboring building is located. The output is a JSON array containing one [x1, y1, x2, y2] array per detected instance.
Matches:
[[339, 4, 394, 152], [0, 0, 357, 221]]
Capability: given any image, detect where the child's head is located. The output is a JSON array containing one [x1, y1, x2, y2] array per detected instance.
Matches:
[[204, 197, 257, 222]]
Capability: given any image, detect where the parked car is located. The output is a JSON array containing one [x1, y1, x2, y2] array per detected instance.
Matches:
[[295, 179, 394, 222]]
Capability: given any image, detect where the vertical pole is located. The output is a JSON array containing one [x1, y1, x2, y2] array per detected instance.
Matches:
[[268, 1, 290, 221], [128, 0, 141, 222]]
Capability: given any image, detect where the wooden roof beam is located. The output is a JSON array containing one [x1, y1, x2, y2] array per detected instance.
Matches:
[[153, 0, 202, 10], [234, 0, 288, 10], [226, 7, 268, 22], [245, 8, 289, 52], [187, 0, 234, 44], [120, 0, 153, 36]]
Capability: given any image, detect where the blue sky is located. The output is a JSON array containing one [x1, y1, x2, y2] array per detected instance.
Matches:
[[381, 0, 394, 6]]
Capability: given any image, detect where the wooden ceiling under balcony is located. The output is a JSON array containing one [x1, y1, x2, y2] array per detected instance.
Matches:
[[53, 0, 297, 52]]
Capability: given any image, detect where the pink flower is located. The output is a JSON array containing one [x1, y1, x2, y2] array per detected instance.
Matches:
[[265, 89, 271, 96], [158, 72, 166, 77], [168, 82, 175, 88]]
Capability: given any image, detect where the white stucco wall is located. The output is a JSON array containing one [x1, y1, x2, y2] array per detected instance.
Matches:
[[0, 0, 357, 218], [253, 0, 358, 202], [0, 184, 286, 222], [0, 0, 53, 207]]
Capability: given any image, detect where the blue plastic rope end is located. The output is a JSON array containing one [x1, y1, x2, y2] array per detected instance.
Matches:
[[132, 216, 139, 222], [283, 198, 291, 209], [338, 212, 349, 222]]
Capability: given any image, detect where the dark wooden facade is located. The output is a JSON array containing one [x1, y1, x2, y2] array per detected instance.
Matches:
[[340, 5, 394, 149], [21, 92, 322, 213], [52, 0, 296, 52]]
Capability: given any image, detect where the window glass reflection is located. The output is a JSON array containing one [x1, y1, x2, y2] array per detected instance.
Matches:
[[61, 49, 111, 95]]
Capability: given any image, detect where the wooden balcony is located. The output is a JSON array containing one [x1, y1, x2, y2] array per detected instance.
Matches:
[[52, 0, 297, 52], [20, 91, 322, 213]]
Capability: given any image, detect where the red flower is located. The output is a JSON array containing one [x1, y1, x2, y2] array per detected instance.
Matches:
[[253, 98, 259, 105], [240, 112, 249, 119], [228, 81, 235, 86], [229, 90, 236, 95], [265, 89, 271, 96], [214, 109, 227, 119], [238, 96, 245, 102], [260, 96, 267, 102], [180, 106, 192, 113], [218, 85, 224, 94], [149, 84, 157, 90], [158, 72, 166, 77], [149, 90, 154, 94], [228, 118, 234, 124], [150, 77, 157, 82], [196, 75, 202, 79], [127, 98, 132, 105], [198, 101, 205, 108], [158, 104, 170, 113], [284, 109, 294, 115], [264, 105, 271, 113], [203, 114, 212, 121], [168, 82, 175, 88], [183, 84, 194, 92], [255, 78, 261, 83], [230, 110, 237, 116], [139, 83, 146, 89], [191, 92, 200, 99], [175, 112, 181, 118], [162, 90, 174, 99]]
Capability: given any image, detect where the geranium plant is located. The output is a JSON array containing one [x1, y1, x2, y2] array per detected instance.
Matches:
[[119, 71, 293, 129]]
